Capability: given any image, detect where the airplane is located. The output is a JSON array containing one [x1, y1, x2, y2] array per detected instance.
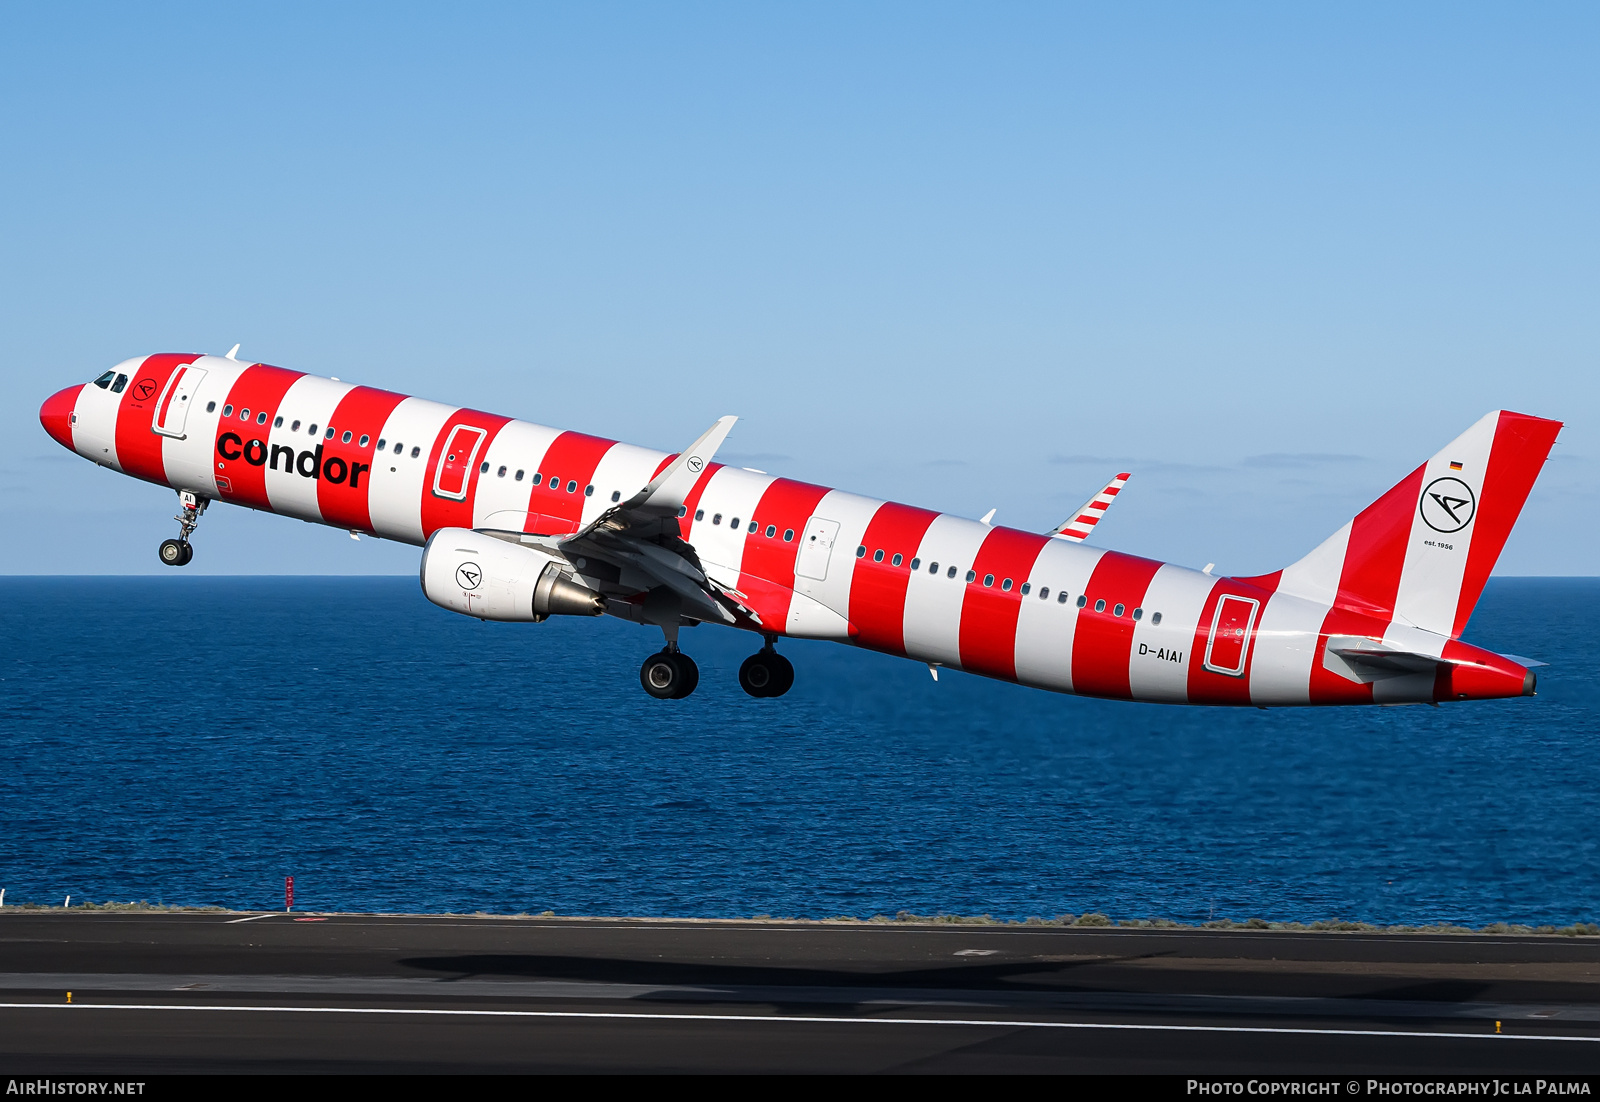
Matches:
[[40, 351, 1560, 706]]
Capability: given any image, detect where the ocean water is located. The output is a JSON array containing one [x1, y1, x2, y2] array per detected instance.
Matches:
[[0, 575, 1595, 926]]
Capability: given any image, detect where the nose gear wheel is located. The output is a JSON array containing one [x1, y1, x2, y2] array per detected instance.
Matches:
[[158, 538, 193, 567], [160, 491, 207, 568]]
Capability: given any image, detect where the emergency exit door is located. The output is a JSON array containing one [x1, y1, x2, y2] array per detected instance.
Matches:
[[432, 424, 488, 500], [795, 517, 841, 581]]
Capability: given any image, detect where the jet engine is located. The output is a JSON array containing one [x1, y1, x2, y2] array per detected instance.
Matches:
[[420, 527, 605, 622]]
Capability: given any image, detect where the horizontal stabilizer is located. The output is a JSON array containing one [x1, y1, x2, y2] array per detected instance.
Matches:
[[1051, 473, 1130, 542], [1326, 636, 1450, 675]]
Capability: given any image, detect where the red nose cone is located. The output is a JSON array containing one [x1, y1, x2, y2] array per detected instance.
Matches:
[[40, 385, 84, 450]]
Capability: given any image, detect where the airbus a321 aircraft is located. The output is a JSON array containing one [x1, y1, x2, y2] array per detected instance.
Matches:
[[41, 351, 1560, 705]]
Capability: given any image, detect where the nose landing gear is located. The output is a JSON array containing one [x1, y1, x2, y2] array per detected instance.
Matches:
[[739, 642, 794, 698], [158, 491, 207, 567]]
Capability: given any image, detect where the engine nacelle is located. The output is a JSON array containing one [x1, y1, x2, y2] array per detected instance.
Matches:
[[420, 527, 605, 622]]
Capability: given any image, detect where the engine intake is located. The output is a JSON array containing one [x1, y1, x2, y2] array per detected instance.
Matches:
[[421, 527, 605, 622]]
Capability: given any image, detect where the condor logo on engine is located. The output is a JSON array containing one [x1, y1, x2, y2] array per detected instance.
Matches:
[[217, 433, 371, 488]]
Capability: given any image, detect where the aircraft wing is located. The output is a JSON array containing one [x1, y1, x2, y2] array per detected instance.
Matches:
[[1050, 473, 1130, 542], [553, 415, 754, 627]]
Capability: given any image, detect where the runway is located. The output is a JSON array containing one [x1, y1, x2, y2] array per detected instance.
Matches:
[[1, 912, 1597, 1073]]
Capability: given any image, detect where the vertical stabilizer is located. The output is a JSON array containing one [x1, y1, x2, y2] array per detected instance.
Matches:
[[1275, 410, 1561, 637]]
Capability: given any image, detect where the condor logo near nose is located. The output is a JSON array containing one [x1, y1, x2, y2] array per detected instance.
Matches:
[[217, 432, 371, 487]]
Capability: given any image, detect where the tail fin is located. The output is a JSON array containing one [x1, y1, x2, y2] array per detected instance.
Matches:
[[1274, 410, 1561, 638]]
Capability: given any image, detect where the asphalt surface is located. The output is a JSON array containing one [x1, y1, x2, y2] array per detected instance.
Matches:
[[0, 911, 1597, 1073]]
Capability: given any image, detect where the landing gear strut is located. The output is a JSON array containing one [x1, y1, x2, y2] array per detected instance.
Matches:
[[640, 648, 700, 700], [158, 491, 207, 567], [739, 641, 794, 698]]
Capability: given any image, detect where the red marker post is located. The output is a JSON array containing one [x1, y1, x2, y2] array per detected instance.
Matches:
[[285, 876, 294, 913]]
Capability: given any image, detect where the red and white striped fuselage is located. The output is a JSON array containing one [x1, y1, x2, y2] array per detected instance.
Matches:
[[41, 353, 1557, 706]]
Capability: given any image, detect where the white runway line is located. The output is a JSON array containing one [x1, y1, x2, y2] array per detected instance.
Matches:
[[223, 914, 279, 924], [1, 1003, 1597, 1043]]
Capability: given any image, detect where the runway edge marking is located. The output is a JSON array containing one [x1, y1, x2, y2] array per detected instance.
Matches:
[[1, 1003, 1597, 1043]]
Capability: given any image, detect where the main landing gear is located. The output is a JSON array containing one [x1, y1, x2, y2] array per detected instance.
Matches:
[[636, 637, 793, 700], [739, 641, 793, 698], [640, 648, 700, 700], [158, 491, 207, 567]]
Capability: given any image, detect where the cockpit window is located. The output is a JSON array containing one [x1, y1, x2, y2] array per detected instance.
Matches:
[[110, 374, 128, 394], [92, 371, 116, 389]]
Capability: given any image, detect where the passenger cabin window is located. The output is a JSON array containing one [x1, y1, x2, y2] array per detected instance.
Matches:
[[873, 549, 884, 562], [784, 529, 794, 541], [966, 570, 977, 582], [730, 518, 740, 530], [911, 557, 921, 570], [223, 405, 234, 417], [377, 438, 386, 449], [713, 514, 724, 525], [409, 446, 419, 458], [1002, 578, 1013, 592], [747, 521, 757, 533], [515, 470, 524, 481], [309, 424, 318, 436], [207, 402, 217, 413], [325, 427, 335, 439], [1020, 582, 1030, 595], [694, 509, 705, 521], [947, 566, 957, 578], [274, 416, 284, 428], [1058, 591, 1070, 604], [1132, 608, 1143, 621], [1095, 599, 1106, 612], [1151, 612, 1163, 625], [856, 545, 865, 557], [1077, 595, 1088, 608], [567, 480, 578, 493], [290, 420, 300, 431], [1113, 603, 1125, 617], [479, 461, 490, 473], [585, 485, 594, 497], [359, 435, 370, 447], [610, 490, 621, 502], [345, 432, 355, 444], [765, 524, 776, 538], [533, 474, 543, 485], [258, 412, 268, 425], [891, 553, 902, 566], [497, 466, 507, 477], [394, 442, 403, 454], [928, 561, 938, 574], [983, 574, 994, 587]]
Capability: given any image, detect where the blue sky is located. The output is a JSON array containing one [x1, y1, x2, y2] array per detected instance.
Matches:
[[1, 2, 1595, 575]]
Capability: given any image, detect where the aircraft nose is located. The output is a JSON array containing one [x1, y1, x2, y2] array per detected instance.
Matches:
[[40, 385, 84, 450]]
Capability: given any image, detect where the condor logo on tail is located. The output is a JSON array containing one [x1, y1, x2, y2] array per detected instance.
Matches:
[[216, 433, 371, 488], [1420, 476, 1475, 533]]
